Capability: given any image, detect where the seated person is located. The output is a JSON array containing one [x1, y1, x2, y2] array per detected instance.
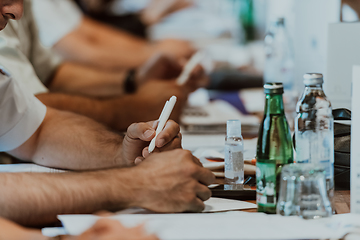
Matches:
[[32, 0, 195, 70], [0, 0, 214, 228], [0, 0, 206, 131]]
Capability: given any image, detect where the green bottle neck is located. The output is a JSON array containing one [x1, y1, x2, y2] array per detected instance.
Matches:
[[264, 93, 285, 115]]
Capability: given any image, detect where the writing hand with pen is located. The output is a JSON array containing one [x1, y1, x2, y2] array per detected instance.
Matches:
[[121, 97, 215, 213]]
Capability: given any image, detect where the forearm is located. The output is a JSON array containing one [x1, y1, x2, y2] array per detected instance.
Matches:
[[36, 90, 171, 132], [0, 169, 135, 227], [48, 63, 127, 98], [36, 92, 139, 131], [9, 108, 124, 170], [53, 17, 154, 70]]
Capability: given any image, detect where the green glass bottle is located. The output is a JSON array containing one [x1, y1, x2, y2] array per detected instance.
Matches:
[[256, 82, 294, 214]]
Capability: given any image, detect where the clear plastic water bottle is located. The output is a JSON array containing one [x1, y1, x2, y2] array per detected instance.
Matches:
[[225, 120, 244, 190], [295, 73, 334, 211], [264, 18, 296, 129]]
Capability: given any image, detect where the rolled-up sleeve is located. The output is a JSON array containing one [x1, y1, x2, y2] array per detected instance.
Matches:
[[0, 71, 46, 152]]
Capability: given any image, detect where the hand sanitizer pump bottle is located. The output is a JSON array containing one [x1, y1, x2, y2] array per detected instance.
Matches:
[[224, 120, 244, 190]]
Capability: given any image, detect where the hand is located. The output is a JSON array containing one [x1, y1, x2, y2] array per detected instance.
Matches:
[[137, 54, 183, 84], [137, 53, 209, 90], [75, 218, 158, 240], [153, 39, 195, 60], [0, 217, 46, 240], [130, 80, 190, 123], [130, 149, 215, 213], [180, 60, 210, 91], [141, 0, 193, 25], [122, 120, 182, 166]]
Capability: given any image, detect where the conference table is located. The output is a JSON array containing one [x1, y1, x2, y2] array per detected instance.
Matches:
[[213, 176, 351, 214]]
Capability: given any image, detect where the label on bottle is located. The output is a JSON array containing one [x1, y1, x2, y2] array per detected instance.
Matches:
[[256, 162, 277, 208], [224, 144, 244, 184]]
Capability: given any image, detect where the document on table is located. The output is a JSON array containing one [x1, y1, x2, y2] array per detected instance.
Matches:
[[114, 198, 256, 215], [0, 164, 65, 173], [58, 212, 360, 239]]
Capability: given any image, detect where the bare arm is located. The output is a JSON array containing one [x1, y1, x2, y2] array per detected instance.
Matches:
[[0, 169, 135, 227], [53, 17, 195, 70], [8, 108, 124, 170], [54, 17, 154, 70], [8, 106, 181, 170], [0, 150, 214, 227], [36, 79, 189, 131], [48, 62, 127, 98]]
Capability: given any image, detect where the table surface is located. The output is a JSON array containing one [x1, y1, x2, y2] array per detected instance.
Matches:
[[214, 178, 351, 214]]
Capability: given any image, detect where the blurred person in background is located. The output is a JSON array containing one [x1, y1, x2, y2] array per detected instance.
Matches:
[[0, 0, 207, 131], [32, 0, 195, 70], [75, 0, 192, 38]]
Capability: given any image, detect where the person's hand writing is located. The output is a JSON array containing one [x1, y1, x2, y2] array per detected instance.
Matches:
[[180, 60, 209, 91], [137, 54, 183, 84], [129, 149, 215, 213], [122, 120, 181, 166], [154, 39, 195, 60]]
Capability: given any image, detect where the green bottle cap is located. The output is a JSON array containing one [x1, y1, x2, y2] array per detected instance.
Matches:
[[264, 82, 284, 94]]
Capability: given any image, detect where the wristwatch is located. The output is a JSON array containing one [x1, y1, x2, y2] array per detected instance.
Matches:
[[124, 69, 137, 93]]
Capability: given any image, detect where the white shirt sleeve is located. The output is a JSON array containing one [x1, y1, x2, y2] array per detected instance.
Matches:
[[32, 0, 83, 47], [0, 0, 63, 95], [0, 69, 46, 152]]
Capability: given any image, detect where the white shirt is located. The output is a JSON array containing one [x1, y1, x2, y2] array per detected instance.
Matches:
[[0, 0, 62, 95], [0, 68, 46, 152], [32, 0, 83, 47]]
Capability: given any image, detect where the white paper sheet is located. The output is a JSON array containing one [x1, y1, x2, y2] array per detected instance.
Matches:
[[113, 198, 256, 215], [59, 212, 360, 239], [0, 164, 65, 173]]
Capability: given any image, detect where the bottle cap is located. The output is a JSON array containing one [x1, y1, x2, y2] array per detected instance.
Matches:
[[227, 120, 241, 137], [303, 73, 323, 86], [264, 82, 284, 94]]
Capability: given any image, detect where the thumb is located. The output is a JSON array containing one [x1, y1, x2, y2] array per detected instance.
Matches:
[[127, 122, 156, 141]]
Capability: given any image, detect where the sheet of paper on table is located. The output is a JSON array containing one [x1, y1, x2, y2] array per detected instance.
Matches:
[[0, 164, 65, 173], [58, 211, 360, 239]]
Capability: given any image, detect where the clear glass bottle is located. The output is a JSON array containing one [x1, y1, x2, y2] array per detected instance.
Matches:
[[256, 82, 294, 214], [224, 120, 244, 190], [295, 73, 334, 212]]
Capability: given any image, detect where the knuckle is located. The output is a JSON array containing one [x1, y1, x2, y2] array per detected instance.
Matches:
[[197, 202, 205, 212], [161, 132, 171, 141], [203, 188, 212, 200], [127, 122, 137, 132]]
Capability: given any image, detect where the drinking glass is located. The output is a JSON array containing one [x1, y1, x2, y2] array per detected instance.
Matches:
[[277, 163, 332, 219]]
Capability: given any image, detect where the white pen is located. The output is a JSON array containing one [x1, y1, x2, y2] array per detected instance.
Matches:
[[148, 96, 177, 153], [177, 51, 204, 86]]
